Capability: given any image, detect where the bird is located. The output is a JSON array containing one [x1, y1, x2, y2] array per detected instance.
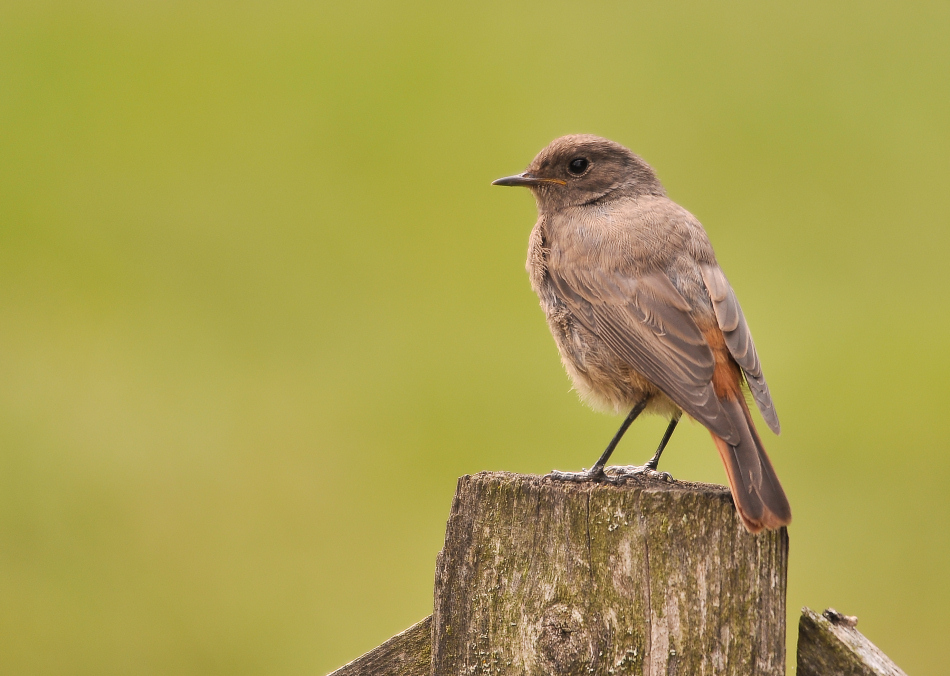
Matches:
[[492, 134, 791, 533]]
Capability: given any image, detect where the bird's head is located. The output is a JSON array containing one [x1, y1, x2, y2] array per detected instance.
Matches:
[[492, 134, 665, 212]]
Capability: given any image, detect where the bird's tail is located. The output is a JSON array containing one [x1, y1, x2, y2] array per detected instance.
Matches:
[[711, 396, 791, 533]]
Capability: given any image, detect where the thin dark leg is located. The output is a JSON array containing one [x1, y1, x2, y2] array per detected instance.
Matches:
[[590, 399, 649, 473], [644, 414, 680, 470], [547, 398, 649, 483], [600, 412, 682, 483]]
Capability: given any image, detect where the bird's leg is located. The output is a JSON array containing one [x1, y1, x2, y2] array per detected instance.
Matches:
[[645, 414, 679, 470], [548, 399, 648, 484], [607, 413, 681, 482]]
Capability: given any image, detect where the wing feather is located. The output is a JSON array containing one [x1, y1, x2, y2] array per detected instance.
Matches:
[[700, 264, 781, 434], [547, 265, 740, 444]]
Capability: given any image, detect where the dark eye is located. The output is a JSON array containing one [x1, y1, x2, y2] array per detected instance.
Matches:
[[568, 158, 589, 175]]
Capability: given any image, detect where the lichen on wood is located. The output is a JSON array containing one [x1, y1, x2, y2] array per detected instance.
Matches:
[[432, 471, 788, 675], [797, 607, 907, 676]]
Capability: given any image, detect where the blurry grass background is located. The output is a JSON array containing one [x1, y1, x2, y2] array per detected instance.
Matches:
[[1, 1, 948, 674]]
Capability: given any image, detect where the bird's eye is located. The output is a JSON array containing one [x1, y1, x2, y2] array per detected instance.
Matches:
[[568, 158, 589, 175]]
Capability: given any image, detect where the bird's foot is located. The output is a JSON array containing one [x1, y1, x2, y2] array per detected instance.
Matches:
[[604, 464, 674, 483], [546, 466, 623, 484]]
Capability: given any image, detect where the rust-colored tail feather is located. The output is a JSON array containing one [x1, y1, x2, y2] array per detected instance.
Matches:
[[711, 396, 791, 533]]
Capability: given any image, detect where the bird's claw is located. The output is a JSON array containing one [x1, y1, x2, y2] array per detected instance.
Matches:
[[546, 465, 673, 484], [546, 467, 623, 484], [604, 464, 674, 483]]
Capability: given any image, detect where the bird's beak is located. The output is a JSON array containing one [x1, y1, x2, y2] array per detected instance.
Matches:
[[492, 172, 566, 187]]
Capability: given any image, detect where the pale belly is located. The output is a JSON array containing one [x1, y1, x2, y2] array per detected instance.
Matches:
[[543, 301, 682, 419], [525, 216, 683, 420]]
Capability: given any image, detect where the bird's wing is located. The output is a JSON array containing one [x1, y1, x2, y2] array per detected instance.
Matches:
[[547, 264, 740, 444], [700, 264, 780, 434]]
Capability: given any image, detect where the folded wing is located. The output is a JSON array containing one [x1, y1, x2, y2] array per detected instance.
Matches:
[[700, 264, 780, 434], [547, 265, 740, 444]]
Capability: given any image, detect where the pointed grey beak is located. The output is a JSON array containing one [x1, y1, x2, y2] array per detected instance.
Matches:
[[492, 172, 566, 187]]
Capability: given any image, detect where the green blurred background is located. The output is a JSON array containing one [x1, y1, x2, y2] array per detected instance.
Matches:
[[1, 1, 947, 673]]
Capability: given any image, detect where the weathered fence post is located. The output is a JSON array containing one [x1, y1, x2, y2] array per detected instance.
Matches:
[[329, 618, 431, 676], [797, 607, 908, 676], [432, 472, 788, 675], [329, 470, 789, 676]]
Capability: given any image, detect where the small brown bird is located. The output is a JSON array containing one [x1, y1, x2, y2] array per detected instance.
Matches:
[[493, 134, 791, 532]]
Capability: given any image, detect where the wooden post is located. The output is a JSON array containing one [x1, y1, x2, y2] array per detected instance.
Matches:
[[328, 471, 789, 676], [797, 607, 907, 676], [328, 617, 431, 676], [432, 472, 788, 675]]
